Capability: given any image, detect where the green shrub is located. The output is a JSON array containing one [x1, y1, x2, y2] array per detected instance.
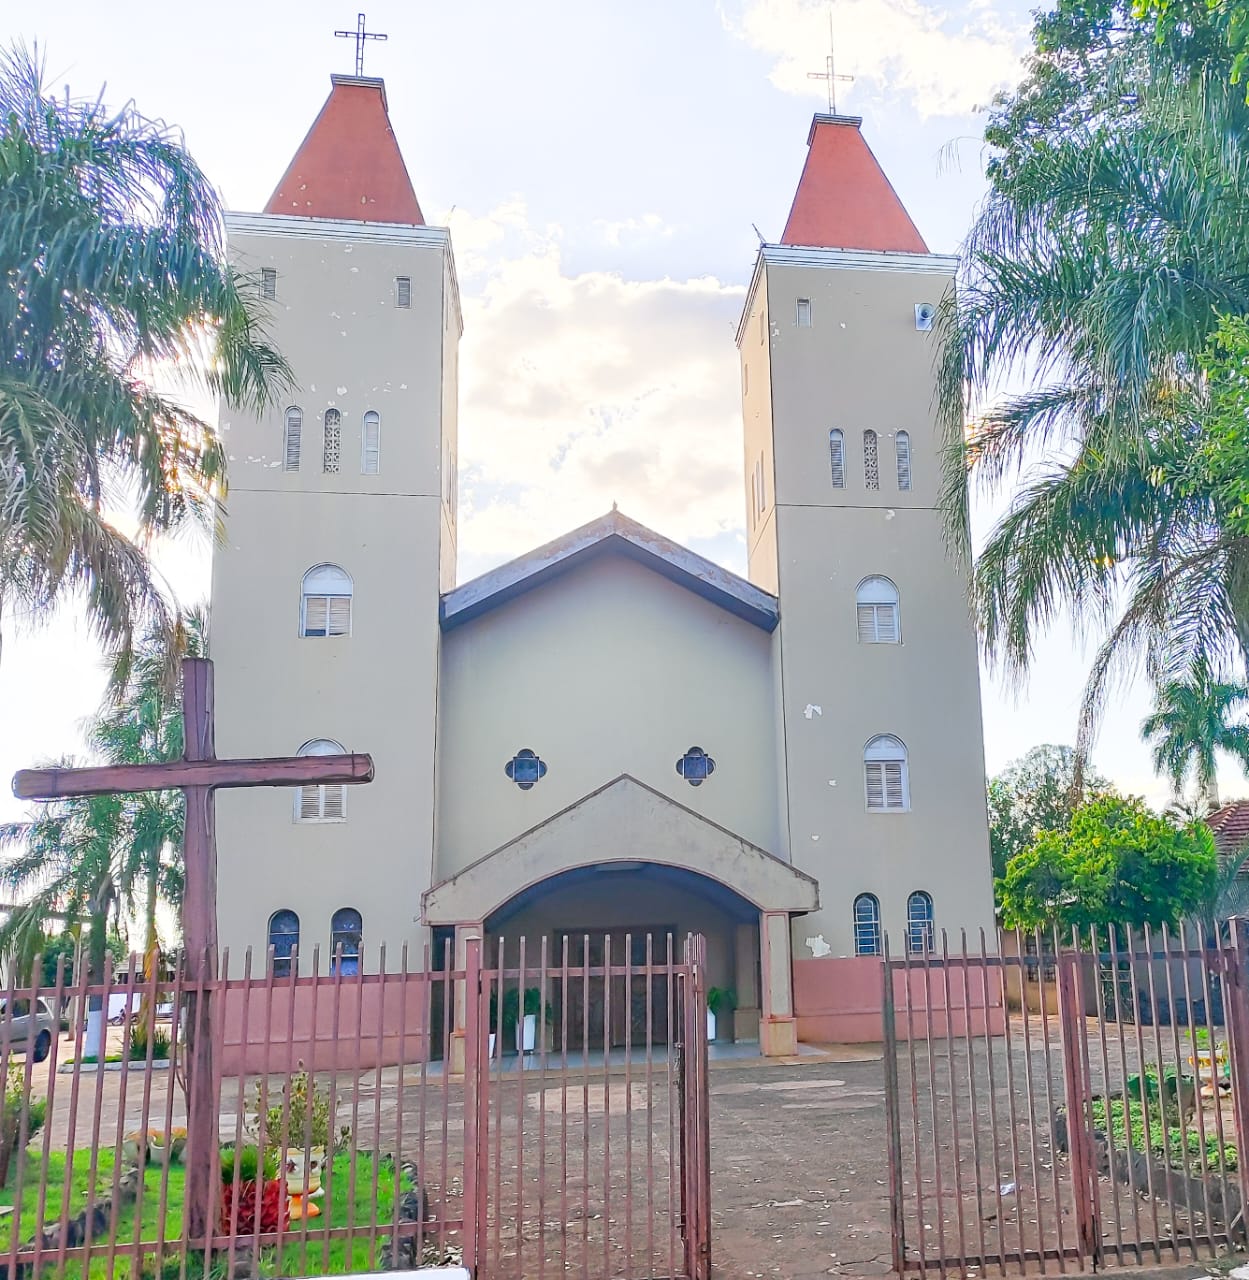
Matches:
[[219, 1144, 276, 1185], [253, 1070, 349, 1153], [0, 1066, 47, 1188]]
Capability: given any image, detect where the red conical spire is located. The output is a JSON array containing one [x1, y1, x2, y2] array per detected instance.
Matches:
[[264, 75, 424, 225], [780, 115, 926, 254]]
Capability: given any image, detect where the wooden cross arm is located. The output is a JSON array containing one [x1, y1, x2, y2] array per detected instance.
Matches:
[[12, 754, 374, 800]]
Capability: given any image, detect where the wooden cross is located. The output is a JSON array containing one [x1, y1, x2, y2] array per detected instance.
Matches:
[[808, 9, 854, 115], [12, 657, 374, 1244], [334, 12, 388, 77]]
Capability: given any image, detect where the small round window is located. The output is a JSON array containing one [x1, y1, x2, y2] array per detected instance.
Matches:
[[676, 746, 716, 787], [506, 748, 548, 790]]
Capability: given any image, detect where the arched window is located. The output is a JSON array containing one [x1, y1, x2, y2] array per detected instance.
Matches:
[[863, 430, 880, 490], [864, 735, 909, 812], [330, 907, 362, 975], [856, 576, 900, 644], [283, 407, 302, 472], [295, 739, 347, 822], [268, 910, 299, 978], [907, 891, 935, 955], [853, 894, 881, 957], [323, 408, 342, 473], [300, 564, 352, 638], [829, 429, 845, 488], [361, 411, 381, 475], [895, 430, 912, 491]]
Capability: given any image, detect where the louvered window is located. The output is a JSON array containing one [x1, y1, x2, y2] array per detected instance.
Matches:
[[863, 429, 880, 490], [330, 908, 362, 975], [829, 429, 845, 488], [864, 735, 909, 812], [896, 430, 912, 491], [853, 894, 881, 957], [907, 891, 935, 954], [361, 411, 381, 475], [261, 268, 277, 300], [283, 407, 302, 472], [300, 564, 352, 638], [796, 297, 812, 327], [294, 739, 348, 823], [323, 408, 342, 473], [395, 276, 412, 308], [856, 576, 900, 644], [268, 910, 299, 978]]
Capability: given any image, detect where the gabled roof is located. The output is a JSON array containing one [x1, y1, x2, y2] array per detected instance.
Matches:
[[440, 509, 778, 632], [780, 115, 928, 254], [1207, 802, 1249, 856], [264, 75, 424, 225]]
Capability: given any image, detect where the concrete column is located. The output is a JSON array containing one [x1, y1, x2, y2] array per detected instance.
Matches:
[[448, 920, 483, 1076], [759, 910, 797, 1056], [734, 922, 761, 1042]]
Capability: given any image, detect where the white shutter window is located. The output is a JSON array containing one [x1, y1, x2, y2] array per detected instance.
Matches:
[[856, 577, 900, 643], [361, 411, 381, 475], [395, 276, 412, 308], [796, 297, 812, 327], [896, 430, 912, 491], [294, 739, 348, 823], [829, 429, 845, 488], [300, 564, 352, 638], [283, 408, 302, 472], [864, 735, 909, 811]]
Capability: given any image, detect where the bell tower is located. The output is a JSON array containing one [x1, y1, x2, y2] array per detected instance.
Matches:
[[210, 74, 460, 966], [738, 116, 995, 979]]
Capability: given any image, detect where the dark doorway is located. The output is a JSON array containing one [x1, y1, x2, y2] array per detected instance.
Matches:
[[556, 928, 676, 1050]]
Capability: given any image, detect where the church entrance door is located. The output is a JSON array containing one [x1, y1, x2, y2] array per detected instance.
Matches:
[[557, 927, 676, 1050]]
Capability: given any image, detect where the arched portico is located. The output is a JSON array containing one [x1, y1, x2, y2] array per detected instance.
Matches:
[[423, 775, 818, 1061]]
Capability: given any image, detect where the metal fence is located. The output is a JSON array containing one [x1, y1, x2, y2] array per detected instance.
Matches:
[[0, 931, 710, 1280], [883, 924, 1249, 1276]]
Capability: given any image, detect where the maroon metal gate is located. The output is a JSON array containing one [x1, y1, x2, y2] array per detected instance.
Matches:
[[883, 924, 1249, 1275]]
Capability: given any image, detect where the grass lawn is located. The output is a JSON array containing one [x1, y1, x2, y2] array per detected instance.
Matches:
[[0, 1149, 414, 1279]]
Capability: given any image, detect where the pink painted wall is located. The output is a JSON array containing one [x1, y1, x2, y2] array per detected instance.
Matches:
[[793, 956, 1006, 1044], [219, 979, 432, 1074]]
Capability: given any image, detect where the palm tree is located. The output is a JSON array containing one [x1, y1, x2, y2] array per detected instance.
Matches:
[[1142, 659, 1249, 807], [0, 46, 288, 667], [937, 38, 1249, 756]]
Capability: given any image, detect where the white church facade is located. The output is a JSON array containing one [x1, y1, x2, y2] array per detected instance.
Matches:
[[209, 74, 996, 1055]]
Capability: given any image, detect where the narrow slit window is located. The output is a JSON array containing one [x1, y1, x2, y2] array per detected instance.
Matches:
[[268, 910, 299, 978], [361, 411, 381, 475], [283, 407, 302, 472], [829, 429, 845, 488], [796, 298, 812, 327], [907, 892, 935, 955], [863, 429, 880, 491], [395, 276, 412, 308], [853, 895, 881, 957], [323, 408, 341, 473], [261, 268, 277, 301], [896, 430, 912, 491]]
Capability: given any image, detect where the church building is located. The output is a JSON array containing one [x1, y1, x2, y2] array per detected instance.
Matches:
[[209, 73, 996, 1055]]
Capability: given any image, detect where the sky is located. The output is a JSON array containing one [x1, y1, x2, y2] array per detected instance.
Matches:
[[0, 0, 1238, 821]]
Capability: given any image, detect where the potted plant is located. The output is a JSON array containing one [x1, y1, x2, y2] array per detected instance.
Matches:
[[706, 988, 737, 1043], [219, 1145, 288, 1236], [518, 987, 555, 1054]]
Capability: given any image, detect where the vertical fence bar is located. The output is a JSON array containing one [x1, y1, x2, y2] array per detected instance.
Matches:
[[559, 933, 570, 1280], [1035, 930, 1071, 1271], [919, 929, 948, 1275], [645, 932, 656, 1276], [1224, 919, 1249, 1250], [1142, 924, 1182, 1261], [516, 935, 528, 1277], [1014, 931, 1050, 1273], [602, 932, 613, 1280], [937, 933, 969, 1272], [1107, 926, 1147, 1261], [1088, 927, 1126, 1265], [394, 943, 415, 1265], [367, 944, 388, 1272], [624, 932, 634, 1280], [440, 936, 454, 1260], [1057, 940, 1095, 1268], [537, 934, 549, 1280], [900, 931, 929, 1277], [582, 933, 592, 1280], [462, 934, 483, 1275], [1178, 923, 1218, 1254], [882, 938, 907, 1276], [974, 930, 1008, 1275], [1192, 924, 1235, 1247], [1160, 924, 1201, 1258], [956, 930, 989, 1271]]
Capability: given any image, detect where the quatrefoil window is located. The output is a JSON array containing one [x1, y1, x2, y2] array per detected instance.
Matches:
[[505, 748, 547, 790], [676, 746, 716, 786]]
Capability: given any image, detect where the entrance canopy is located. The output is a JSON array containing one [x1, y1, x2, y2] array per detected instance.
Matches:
[[422, 774, 819, 926]]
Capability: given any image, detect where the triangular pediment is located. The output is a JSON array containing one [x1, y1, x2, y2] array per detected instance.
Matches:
[[423, 774, 818, 925]]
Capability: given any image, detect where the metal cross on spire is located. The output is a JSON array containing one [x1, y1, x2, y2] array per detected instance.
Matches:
[[807, 7, 854, 114], [335, 12, 388, 77]]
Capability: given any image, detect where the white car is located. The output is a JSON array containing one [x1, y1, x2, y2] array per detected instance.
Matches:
[[0, 997, 56, 1062]]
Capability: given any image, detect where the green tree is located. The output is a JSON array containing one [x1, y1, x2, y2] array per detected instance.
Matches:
[[0, 47, 287, 665], [1141, 655, 1249, 807], [938, 0, 1249, 754], [987, 745, 1111, 881], [999, 795, 1218, 931]]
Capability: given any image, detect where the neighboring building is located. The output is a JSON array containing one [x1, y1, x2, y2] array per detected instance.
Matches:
[[210, 74, 997, 1054], [1207, 802, 1249, 868]]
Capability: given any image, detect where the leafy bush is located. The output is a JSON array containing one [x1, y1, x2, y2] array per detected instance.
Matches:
[[219, 1144, 276, 1185], [0, 1066, 47, 1188], [253, 1070, 349, 1153]]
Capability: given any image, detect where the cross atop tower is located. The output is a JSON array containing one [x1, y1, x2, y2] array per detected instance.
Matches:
[[334, 12, 388, 77], [807, 9, 854, 115]]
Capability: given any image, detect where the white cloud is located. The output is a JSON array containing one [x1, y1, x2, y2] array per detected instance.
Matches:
[[593, 213, 676, 247], [452, 203, 749, 579], [723, 0, 1026, 120]]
